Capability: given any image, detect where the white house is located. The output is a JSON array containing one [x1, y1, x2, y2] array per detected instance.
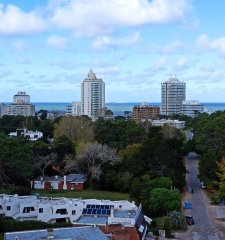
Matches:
[[9, 128, 43, 141], [0, 194, 151, 240]]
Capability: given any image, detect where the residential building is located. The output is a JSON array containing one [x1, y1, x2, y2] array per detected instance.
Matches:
[[0, 103, 8, 117], [5, 226, 108, 240], [65, 101, 81, 116], [181, 100, 204, 117], [81, 69, 105, 120], [8, 128, 43, 141], [151, 119, 185, 129], [0, 194, 151, 240], [132, 104, 160, 121], [7, 91, 35, 117], [161, 77, 186, 116], [32, 174, 87, 191]]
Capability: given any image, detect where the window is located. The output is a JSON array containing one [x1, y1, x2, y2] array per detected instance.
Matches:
[[7, 206, 11, 211], [39, 208, 43, 213], [23, 207, 35, 213], [56, 209, 68, 215], [72, 210, 76, 215], [0, 205, 2, 210]]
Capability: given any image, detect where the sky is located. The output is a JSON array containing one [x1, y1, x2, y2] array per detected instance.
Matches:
[[0, 0, 225, 103]]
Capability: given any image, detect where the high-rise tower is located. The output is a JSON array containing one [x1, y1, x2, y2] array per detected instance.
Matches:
[[161, 77, 186, 116], [81, 69, 105, 119]]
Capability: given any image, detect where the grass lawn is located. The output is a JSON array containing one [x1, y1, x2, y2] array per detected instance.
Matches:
[[32, 189, 130, 201]]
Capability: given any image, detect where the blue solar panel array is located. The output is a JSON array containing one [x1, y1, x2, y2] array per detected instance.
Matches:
[[82, 205, 113, 216]]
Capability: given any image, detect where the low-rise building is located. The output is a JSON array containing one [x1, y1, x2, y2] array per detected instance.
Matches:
[[151, 119, 185, 129], [181, 100, 204, 117], [4, 226, 109, 240], [33, 174, 87, 191], [9, 128, 43, 141], [0, 194, 151, 240]]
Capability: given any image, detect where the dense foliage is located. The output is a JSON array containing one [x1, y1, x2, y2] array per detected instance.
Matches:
[[0, 115, 188, 216]]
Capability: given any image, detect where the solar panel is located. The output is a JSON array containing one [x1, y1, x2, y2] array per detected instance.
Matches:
[[82, 209, 87, 214], [91, 205, 95, 208], [102, 209, 106, 215], [87, 209, 92, 214], [100, 205, 104, 209], [106, 209, 110, 215], [105, 205, 109, 209], [97, 209, 101, 215], [92, 209, 97, 214], [86, 204, 91, 209], [96, 205, 100, 209]]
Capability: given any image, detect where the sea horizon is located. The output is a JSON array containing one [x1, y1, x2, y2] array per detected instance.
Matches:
[[3, 101, 225, 115]]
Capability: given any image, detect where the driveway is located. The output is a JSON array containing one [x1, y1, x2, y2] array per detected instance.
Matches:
[[174, 152, 225, 240]]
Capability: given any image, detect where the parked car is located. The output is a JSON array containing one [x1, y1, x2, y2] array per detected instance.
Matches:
[[185, 215, 194, 225], [200, 181, 206, 189]]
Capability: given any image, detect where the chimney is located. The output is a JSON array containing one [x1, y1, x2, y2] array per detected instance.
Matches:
[[47, 228, 54, 239]]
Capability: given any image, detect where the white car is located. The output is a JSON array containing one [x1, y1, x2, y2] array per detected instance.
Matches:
[[200, 181, 206, 189]]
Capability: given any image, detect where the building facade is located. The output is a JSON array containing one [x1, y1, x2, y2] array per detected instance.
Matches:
[[81, 69, 105, 120], [181, 100, 204, 117], [7, 91, 35, 117], [65, 102, 81, 116], [132, 104, 160, 121], [161, 78, 186, 116], [0, 194, 151, 240]]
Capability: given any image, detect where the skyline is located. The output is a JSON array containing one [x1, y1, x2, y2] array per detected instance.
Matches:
[[0, 0, 225, 102]]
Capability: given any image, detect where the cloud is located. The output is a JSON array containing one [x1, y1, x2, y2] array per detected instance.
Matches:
[[0, 4, 47, 35], [196, 34, 225, 56], [17, 58, 31, 64], [12, 41, 29, 52], [162, 40, 185, 54], [173, 57, 188, 71], [0, 69, 12, 78], [47, 35, 70, 49], [50, 0, 192, 36], [150, 40, 185, 54], [92, 32, 140, 50]]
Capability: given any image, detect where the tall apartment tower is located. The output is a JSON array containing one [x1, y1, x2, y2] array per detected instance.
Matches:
[[161, 77, 186, 116], [81, 69, 105, 119]]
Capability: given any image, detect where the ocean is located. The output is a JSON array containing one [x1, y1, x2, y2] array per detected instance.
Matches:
[[34, 102, 225, 116]]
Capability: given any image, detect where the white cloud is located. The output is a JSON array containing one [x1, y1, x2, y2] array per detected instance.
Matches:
[[50, 0, 192, 36], [47, 35, 70, 49], [92, 32, 140, 50], [162, 40, 185, 54], [196, 34, 225, 56], [174, 57, 188, 71], [12, 41, 28, 52], [0, 4, 47, 35]]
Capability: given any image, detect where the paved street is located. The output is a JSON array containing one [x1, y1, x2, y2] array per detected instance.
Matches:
[[174, 152, 225, 240]]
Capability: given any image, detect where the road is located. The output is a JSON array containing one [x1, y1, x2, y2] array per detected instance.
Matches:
[[175, 152, 225, 240]]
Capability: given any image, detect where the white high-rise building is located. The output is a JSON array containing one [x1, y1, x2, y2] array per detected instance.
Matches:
[[161, 77, 186, 116], [81, 69, 105, 119]]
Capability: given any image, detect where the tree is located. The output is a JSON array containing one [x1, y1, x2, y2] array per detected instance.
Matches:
[[61, 154, 78, 175], [118, 144, 144, 176], [53, 116, 94, 143], [53, 135, 75, 160], [77, 142, 117, 189], [0, 133, 34, 187], [146, 188, 181, 216], [33, 153, 57, 177]]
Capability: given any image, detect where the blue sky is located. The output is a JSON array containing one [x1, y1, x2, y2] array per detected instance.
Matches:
[[0, 0, 225, 102]]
